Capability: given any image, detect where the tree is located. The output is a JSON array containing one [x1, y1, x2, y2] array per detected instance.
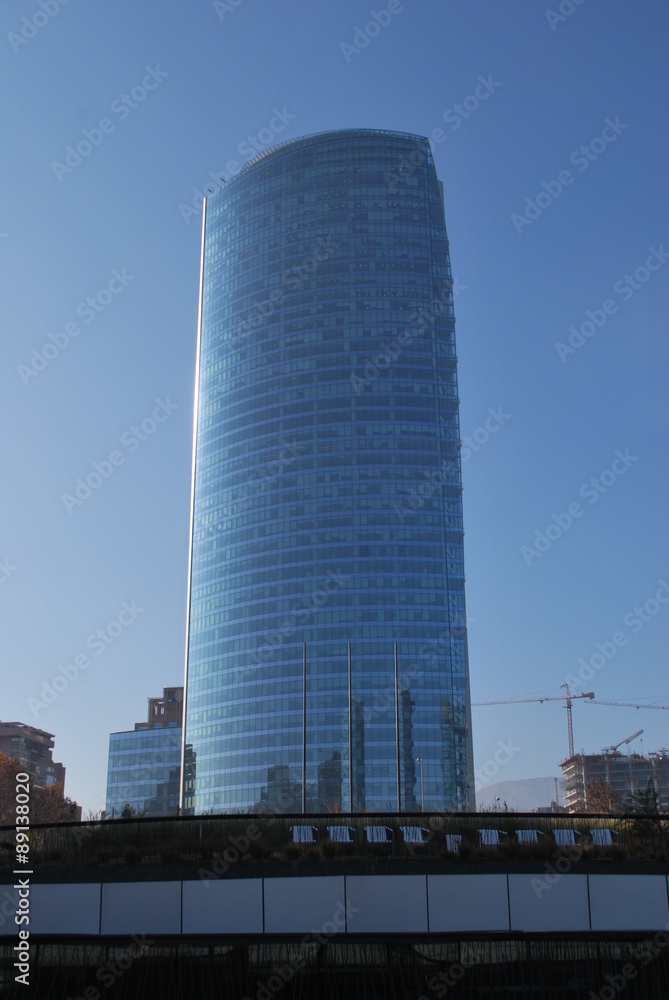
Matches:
[[32, 782, 79, 824], [0, 750, 78, 825], [0, 752, 22, 824], [584, 778, 624, 814], [119, 803, 145, 819], [625, 779, 659, 815]]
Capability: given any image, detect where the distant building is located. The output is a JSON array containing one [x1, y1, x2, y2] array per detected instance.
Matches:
[[561, 749, 669, 812], [105, 687, 194, 818], [536, 802, 569, 814], [0, 721, 66, 789]]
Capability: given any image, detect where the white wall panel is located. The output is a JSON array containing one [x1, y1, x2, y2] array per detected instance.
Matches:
[[264, 876, 346, 934], [508, 874, 589, 932], [183, 878, 263, 934], [101, 881, 181, 935], [0, 887, 20, 937], [30, 883, 101, 935], [428, 875, 509, 932], [346, 875, 427, 933], [589, 875, 669, 931], [4, 871, 667, 939]]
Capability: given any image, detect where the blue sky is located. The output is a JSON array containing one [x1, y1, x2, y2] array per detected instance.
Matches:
[[1, 0, 667, 814]]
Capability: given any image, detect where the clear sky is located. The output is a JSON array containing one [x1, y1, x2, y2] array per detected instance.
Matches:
[[1, 0, 666, 815]]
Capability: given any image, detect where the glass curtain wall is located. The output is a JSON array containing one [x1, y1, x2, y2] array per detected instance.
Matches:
[[183, 129, 474, 814]]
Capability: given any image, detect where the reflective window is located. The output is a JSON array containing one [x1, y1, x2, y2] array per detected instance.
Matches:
[[105, 728, 184, 818]]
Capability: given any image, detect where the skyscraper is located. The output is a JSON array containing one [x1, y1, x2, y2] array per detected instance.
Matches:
[[182, 129, 474, 814]]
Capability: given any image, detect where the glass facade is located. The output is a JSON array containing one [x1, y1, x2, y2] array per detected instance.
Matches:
[[105, 726, 182, 818], [183, 129, 474, 814]]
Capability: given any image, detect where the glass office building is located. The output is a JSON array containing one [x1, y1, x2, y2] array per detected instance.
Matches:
[[182, 129, 474, 814], [106, 727, 183, 818]]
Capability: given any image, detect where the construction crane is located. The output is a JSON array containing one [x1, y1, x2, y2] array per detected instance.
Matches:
[[587, 700, 669, 711], [472, 684, 594, 757], [607, 729, 643, 752]]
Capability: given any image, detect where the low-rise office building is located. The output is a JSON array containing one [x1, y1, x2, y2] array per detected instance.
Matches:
[[105, 687, 189, 818]]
